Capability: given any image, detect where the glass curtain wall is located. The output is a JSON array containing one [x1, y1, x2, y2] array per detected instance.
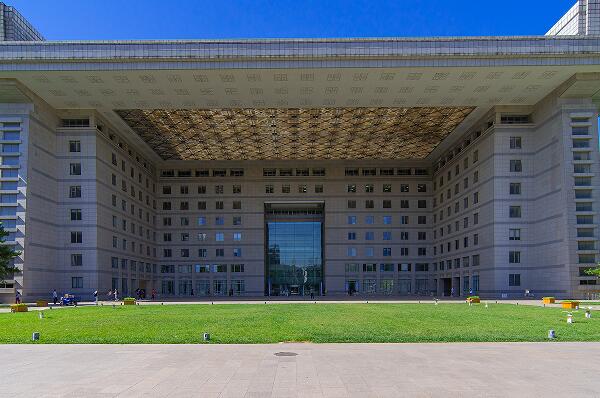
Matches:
[[265, 203, 324, 296]]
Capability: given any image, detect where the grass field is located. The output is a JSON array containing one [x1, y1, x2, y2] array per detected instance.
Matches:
[[0, 303, 598, 344]]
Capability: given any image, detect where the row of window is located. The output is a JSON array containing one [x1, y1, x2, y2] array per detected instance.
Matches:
[[347, 247, 427, 257], [159, 264, 245, 273]]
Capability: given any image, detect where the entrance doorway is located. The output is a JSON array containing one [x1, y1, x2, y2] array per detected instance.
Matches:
[[442, 278, 452, 296], [265, 202, 324, 297]]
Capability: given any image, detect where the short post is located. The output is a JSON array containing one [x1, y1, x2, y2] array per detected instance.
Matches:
[[32, 332, 40, 341], [38, 311, 44, 319], [203, 332, 210, 341], [585, 309, 592, 319], [567, 313, 574, 324], [548, 330, 556, 339]]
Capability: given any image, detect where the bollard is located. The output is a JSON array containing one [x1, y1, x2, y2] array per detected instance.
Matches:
[[485, 302, 488, 308], [38, 312, 44, 319], [585, 310, 592, 319], [567, 314, 573, 324], [203, 333, 210, 341], [32, 332, 40, 341], [548, 330, 556, 339]]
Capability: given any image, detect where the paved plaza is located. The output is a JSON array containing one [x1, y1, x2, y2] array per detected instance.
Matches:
[[1, 342, 599, 397]]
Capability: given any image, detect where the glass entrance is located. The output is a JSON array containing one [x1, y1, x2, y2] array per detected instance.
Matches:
[[265, 203, 324, 296]]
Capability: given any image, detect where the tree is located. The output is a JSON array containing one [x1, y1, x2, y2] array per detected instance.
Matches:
[[0, 225, 20, 282], [584, 265, 600, 278]]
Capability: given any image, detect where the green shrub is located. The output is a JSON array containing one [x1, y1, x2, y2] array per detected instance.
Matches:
[[467, 296, 480, 300]]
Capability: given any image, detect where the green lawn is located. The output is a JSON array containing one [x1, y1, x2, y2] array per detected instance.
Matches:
[[0, 303, 598, 344]]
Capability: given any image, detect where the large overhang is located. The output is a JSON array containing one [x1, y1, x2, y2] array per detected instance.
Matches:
[[115, 107, 474, 160], [0, 37, 599, 161]]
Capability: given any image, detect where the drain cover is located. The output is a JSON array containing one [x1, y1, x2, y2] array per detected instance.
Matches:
[[274, 352, 298, 357]]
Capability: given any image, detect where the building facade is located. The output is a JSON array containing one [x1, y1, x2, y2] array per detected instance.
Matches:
[[0, 2, 599, 302]]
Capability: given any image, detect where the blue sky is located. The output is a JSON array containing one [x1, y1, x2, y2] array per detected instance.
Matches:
[[10, 0, 576, 40]]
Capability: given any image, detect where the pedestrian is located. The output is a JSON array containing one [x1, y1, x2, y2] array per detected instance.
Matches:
[[114, 289, 118, 301], [52, 289, 58, 305], [469, 288, 473, 296], [93, 290, 98, 305], [15, 290, 21, 304], [310, 289, 315, 300], [450, 287, 455, 297], [190, 288, 194, 296], [151, 288, 156, 300]]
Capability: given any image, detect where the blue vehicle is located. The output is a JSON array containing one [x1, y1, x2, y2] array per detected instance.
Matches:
[[60, 294, 80, 306]]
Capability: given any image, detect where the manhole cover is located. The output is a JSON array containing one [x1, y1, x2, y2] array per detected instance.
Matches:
[[274, 352, 298, 357]]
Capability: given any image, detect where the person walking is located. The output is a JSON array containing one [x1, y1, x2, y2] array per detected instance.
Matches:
[[450, 287, 455, 297], [151, 288, 156, 300], [93, 290, 98, 305], [15, 291, 20, 304], [52, 289, 58, 305], [113, 289, 118, 301], [310, 289, 315, 300]]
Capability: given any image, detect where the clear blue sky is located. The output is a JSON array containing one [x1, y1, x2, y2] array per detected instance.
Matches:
[[9, 0, 576, 40]]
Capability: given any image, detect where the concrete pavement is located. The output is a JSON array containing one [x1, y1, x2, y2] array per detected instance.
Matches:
[[1, 342, 599, 397]]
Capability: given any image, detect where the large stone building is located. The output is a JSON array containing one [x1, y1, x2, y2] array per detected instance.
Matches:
[[0, 2, 599, 302]]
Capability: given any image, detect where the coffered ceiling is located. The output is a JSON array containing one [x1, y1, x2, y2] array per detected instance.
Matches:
[[116, 107, 474, 160]]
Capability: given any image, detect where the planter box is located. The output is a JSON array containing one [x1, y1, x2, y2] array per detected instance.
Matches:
[[542, 297, 555, 304], [123, 298, 136, 306], [36, 300, 48, 307], [10, 304, 28, 313], [562, 301, 579, 309]]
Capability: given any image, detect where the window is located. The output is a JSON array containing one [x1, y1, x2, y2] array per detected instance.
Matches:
[[216, 248, 225, 257], [510, 160, 522, 172], [509, 228, 521, 240], [71, 277, 83, 289], [365, 184, 374, 193], [69, 163, 81, 175], [233, 248, 242, 257], [215, 232, 225, 241], [383, 184, 392, 193], [347, 200, 356, 209], [365, 231, 374, 241], [365, 216, 374, 225], [509, 183, 521, 195], [472, 254, 480, 266], [70, 231, 82, 243], [400, 184, 409, 192], [70, 209, 82, 221], [383, 200, 392, 209], [347, 216, 357, 225], [347, 232, 356, 240], [348, 247, 357, 257], [418, 216, 426, 225], [69, 140, 81, 152], [315, 184, 324, 193], [198, 185, 206, 194], [215, 217, 224, 225], [282, 184, 290, 193], [509, 274, 521, 286], [417, 184, 427, 193], [232, 185, 242, 194], [509, 251, 521, 263], [365, 247, 374, 257], [365, 200, 374, 209], [382, 248, 392, 256], [418, 200, 427, 209], [509, 136, 522, 149], [509, 206, 521, 218], [383, 231, 392, 240], [70, 253, 82, 266], [347, 184, 356, 193], [265, 184, 274, 194], [298, 184, 307, 193], [69, 186, 82, 200]]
